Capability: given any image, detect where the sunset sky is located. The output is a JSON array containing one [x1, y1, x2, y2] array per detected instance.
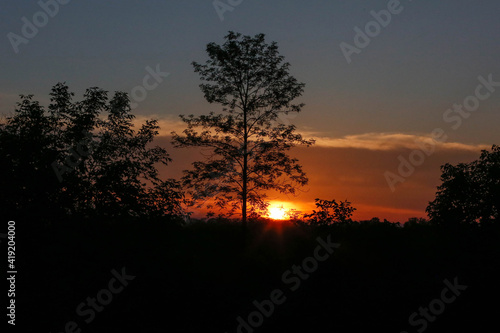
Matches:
[[1, 0, 499, 221]]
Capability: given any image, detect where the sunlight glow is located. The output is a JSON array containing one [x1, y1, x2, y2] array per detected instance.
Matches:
[[268, 206, 287, 220]]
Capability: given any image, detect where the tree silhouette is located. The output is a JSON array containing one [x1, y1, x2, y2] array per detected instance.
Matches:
[[426, 145, 499, 225], [304, 198, 356, 225], [0, 94, 61, 222], [0, 83, 182, 222], [172, 32, 314, 226]]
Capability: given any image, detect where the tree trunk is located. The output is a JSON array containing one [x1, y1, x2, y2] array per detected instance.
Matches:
[[242, 180, 247, 229], [242, 106, 248, 230]]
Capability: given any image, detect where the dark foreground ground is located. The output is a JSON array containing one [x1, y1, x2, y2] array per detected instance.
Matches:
[[12, 218, 500, 332]]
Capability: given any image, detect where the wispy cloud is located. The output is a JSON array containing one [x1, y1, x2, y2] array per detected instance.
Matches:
[[306, 132, 490, 152]]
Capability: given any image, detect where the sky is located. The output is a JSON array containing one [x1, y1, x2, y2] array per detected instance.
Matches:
[[1, 0, 499, 221]]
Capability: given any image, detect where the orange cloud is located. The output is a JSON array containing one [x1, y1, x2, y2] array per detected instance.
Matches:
[[305, 132, 490, 152]]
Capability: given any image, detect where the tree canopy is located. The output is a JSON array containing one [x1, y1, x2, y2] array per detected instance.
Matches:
[[0, 83, 181, 223], [304, 198, 357, 225], [172, 31, 314, 224], [426, 145, 500, 225]]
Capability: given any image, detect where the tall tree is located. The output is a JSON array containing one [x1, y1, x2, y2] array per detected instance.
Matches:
[[173, 32, 314, 226]]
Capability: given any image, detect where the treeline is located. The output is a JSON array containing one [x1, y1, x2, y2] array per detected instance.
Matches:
[[1, 84, 498, 228]]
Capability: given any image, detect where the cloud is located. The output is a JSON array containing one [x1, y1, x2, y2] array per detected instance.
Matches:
[[306, 132, 490, 152], [132, 115, 490, 153]]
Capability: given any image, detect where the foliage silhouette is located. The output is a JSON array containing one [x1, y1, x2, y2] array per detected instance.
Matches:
[[1, 94, 60, 222], [172, 31, 314, 226], [303, 198, 356, 225], [0, 83, 182, 222], [426, 145, 499, 226]]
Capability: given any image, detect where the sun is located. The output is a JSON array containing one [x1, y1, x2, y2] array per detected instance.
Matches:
[[268, 206, 287, 220]]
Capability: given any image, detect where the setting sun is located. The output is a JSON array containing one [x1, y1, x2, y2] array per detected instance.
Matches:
[[267, 206, 287, 220]]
